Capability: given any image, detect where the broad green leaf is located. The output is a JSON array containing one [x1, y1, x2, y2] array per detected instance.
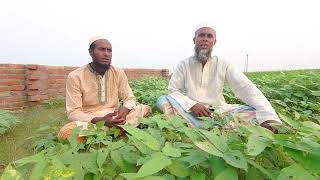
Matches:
[[165, 160, 190, 177], [247, 159, 275, 179], [240, 124, 274, 140], [222, 150, 247, 170], [277, 164, 316, 180], [110, 139, 126, 150], [120, 125, 160, 151], [179, 150, 207, 167], [128, 135, 153, 155], [208, 156, 226, 177], [135, 152, 172, 179], [0, 164, 23, 180], [30, 159, 48, 180], [311, 90, 320, 96], [199, 129, 228, 152], [301, 121, 320, 130], [190, 173, 206, 180], [246, 135, 269, 156], [120, 173, 166, 180], [97, 148, 109, 168], [184, 129, 223, 157], [14, 153, 44, 167], [214, 167, 238, 180], [285, 148, 320, 173], [162, 142, 181, 157], [111, 150, 127, 172]]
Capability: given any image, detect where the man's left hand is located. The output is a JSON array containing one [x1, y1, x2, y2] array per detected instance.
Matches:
[[114, 106, 131, 120], [260, 120, 280, 134]]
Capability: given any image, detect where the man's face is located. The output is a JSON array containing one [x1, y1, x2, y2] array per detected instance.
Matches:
[[193, 27, 216, 51], [90, 39, 112, 68]]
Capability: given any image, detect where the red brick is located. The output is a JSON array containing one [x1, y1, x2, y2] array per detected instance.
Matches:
[[49, 75, 65, 79], [27, 64, 38, 70], [56, 79, 66, 84], [28, 95, 41, 101], [0, 69, 8, 74], [28, 84, 40, 90], [0, 91, 11, 98], [0, 86, 8, 92], [27, 90, 39, 96], [7, 80, 22, 86], [7, 69, 25, 75], [0, 81, 8, 86], [28, 74, 41, 80], [9, 85, 25, 91], [40, 95, 49, 100], [5, 64, 25, 69], [7, 74, 25, 80]]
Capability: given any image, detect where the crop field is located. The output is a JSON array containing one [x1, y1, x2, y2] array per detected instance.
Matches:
[[0, 69, 319, 180]]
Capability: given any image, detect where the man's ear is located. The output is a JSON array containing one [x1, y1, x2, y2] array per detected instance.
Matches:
[[214, 39, 217, 45], [193, 37, 196, 44], [88, 49, 93, 57]]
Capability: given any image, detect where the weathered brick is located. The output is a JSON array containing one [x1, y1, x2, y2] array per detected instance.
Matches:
[[7, 69, 25, 74], [56, 79, 66, 84], [7, 74, 25, 80], [49, 75, 65, 79], [28, 74, 41, 80], [28, 95, 41, 101], [0, 91, 11, 98], [27, 90, 39, 96], [40, 94, 49, 100], [27, 64, 38, 70], [0, 86, 8, 92], [7, 80, 22, 86], [28, 83, 40, 90], [9, 85, 26, 91]]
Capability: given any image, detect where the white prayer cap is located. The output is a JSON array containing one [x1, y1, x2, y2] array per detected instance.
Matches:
[[195, 23, 216, 32], [88, 34, 109, 46]]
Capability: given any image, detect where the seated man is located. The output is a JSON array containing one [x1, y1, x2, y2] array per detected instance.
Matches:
[[157, 24, 281, 133], [58, 35, 151, 140]]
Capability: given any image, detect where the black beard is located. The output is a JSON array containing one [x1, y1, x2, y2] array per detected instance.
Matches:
[[92, 59, 110, 70]]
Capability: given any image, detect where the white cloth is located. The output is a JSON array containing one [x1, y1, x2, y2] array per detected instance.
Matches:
[[168, 56, 281, 124], [89, 34, 108, 46]]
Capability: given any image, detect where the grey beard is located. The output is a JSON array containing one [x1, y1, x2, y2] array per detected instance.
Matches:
[[194, 47, 212, 63]]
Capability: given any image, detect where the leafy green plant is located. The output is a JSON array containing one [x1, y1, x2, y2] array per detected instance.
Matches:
[[0, 109, 19, 135]]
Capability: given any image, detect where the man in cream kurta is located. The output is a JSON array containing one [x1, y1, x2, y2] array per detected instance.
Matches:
[[157, 24, 281, 132], [58, 35, 151, 140]]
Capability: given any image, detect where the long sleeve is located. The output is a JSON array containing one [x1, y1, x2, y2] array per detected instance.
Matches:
[[225, 64, 281, 124], [168, 63, 198, 111], [118, 70, 136, 109], [66, 74, 95, 122]]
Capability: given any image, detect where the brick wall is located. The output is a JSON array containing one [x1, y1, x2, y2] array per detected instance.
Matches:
[[0, 64, 169, 110]]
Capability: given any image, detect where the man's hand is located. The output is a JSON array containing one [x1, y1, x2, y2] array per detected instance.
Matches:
[[91, 112, 126, 128], [260, 120, 280, 134], [114, 106, 131, 120], [190, 103, 211, 117]]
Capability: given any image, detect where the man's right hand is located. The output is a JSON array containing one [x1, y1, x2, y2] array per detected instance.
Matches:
[[91, 112, 126, 127], [190, 103, 211, 117]]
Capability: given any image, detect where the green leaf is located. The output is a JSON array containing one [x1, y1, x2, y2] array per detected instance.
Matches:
[[222, 150, 247, 170], [285, 148, 320, 173], [199, 129, 228, 152], [311, 90, 320, 96], [110, 139, 126, 150], [111, 150, 127, 172], [208, 156, 226, 177], [162, 142, 181, 157], [214, 167, 238, 180], [179, 150, 207, 167], [0, 164, 23, 180], [184, 129, 223, 157], [247, 159, 275, 179], [128, 135, 153, 155], [30, 159, 48, 180], [165, 160, 190, 177], [246, 135, 269, 156], [135, 152, 172, 179], [97, 148, 109, 168], [277, 164, 316, 180], [190, 173, 206, 180], [120, 125, 161, 151]]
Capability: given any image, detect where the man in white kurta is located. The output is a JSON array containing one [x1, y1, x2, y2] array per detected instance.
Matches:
[[157, 24, 281, 132]]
